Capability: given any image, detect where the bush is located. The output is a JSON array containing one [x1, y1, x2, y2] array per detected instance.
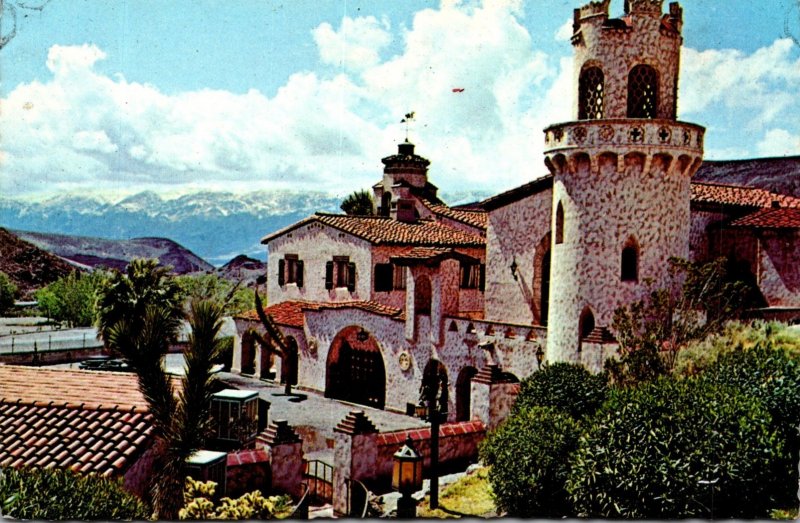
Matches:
[[0, 467, 149, 520], [513, 362, 607, 420], [179, 476, 292, 520], [35, 270, 108, 327], [0, 271, 18, 315], [479, 406, 580, 517], [567, 377, 785, 518]]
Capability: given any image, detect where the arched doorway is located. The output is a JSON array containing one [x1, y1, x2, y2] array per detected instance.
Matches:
[[241, 331, 256, 375], [281, 336, 299, 386], [533, 232, 552, 326], [325, 326, 386, 409], [455, 366, 478, 422]]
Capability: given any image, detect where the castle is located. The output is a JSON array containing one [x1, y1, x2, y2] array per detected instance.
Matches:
[[232, 0, 800, 426]]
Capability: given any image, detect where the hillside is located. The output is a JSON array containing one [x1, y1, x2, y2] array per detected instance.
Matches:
[[0, 228, 77, 298], [212, 255, 266, 287], [694, 156, 800, 197], [12, 231, 214, 275]]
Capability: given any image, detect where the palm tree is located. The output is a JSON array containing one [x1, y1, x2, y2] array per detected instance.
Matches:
[[98, 260, 223, 519], [340, 189, 375, 216]]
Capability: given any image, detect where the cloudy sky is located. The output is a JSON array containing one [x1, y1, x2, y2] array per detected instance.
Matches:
[[1, 0, 799, 201]]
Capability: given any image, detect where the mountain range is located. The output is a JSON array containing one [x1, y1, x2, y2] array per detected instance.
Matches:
[[0, 189, 492, 266]]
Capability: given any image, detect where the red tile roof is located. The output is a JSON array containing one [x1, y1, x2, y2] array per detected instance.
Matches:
[[690, 182, 800, 209], [237, 300, 404, 327], [390, 246, 480, 266], [262, 213, 485, 247], [729, 207, 800, 229], [0, 365, 153, 476], [418, 198, 488, 230]]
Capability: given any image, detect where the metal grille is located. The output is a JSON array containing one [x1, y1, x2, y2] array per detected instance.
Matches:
[[627, 64, 658, 119], [578, 67, 605, 120]]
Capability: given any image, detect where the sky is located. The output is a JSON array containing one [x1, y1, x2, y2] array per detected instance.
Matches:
[[1, 0, 799, 202]]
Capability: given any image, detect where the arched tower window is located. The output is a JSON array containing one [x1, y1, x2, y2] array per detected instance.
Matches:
[[621, 239, 639, 282], [578, 66, 605, 120], [578, 307, 595, 353], [627, 65, 659, 119], [555, 202, 564, 245]]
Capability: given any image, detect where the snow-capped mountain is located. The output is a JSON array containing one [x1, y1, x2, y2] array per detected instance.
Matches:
[[0, 189, 493, 266]]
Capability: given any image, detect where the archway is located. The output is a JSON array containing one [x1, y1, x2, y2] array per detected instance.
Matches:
[[455, 366, 478, 422], [325, 326, 386, 409], [281, 336, 299, 386], [532, 232, 552, 326], [241, 331, 256, 375]]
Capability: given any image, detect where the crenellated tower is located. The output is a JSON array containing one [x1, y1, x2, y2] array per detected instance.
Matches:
[[543, 0, 704, 365]]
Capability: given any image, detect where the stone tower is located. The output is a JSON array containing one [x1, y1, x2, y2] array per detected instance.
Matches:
[[373, 140, 436, 222], [542, 0, 704, 365]]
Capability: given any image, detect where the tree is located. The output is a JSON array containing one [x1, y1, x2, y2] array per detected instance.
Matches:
[[567, 377, 785, 518], [480, 406, 580, 517], [0, 467, 149, 520], [340, 189, 375, 216], [607, 257, 753, 386], [179, 477, 292, 520], [512, 362, 607, 420], [0, 271, 17, 315], [35, 270, 107, 327], [98, 259, 224, 519], [175, 273, 256, 316]]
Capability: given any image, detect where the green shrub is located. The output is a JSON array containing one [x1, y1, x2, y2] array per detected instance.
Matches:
[[0, 271, 18, 315], [567, 378, 785, 518], [513, 362, 607, 420], [479, 406, 580, 517], [179, 477, 292, 520], [35, 270, 108, 327], [0, 466, 149, 520]]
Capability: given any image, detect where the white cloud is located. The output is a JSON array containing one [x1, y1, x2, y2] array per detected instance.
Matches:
[[757, 129, 800, 158], [46, 44, 107, 76], [314, 16, 392, 71], [555, 18, 573, 41]]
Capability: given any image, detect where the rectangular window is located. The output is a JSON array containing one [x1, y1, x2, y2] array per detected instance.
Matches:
[[278, 255, 303, 287], [460, 262, 480, 289], [332, 256, 356, 292], [374, 263, 393, 292]]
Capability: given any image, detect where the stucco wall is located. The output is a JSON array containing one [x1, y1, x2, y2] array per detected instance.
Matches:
[[266, 223, 373, 305], [756, 230, 800, 307], [485, 189, 552, 325]]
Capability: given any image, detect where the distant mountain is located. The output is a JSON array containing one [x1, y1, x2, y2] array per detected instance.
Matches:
[[0, 228, 77, 298], [0, 189, 493, 265], [210, 255, 266, 287], [12, 230, 213, 275]]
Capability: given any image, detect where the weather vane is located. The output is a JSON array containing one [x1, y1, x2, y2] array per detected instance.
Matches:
[[400, 111, 416, 142]]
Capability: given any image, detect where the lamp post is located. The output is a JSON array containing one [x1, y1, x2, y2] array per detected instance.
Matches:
[[419, 359, 448, 509], [393, 436, 423, 518], [535, 344, 545, 368]]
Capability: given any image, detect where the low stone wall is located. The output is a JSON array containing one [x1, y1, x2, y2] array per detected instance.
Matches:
[[226, 449, 271, 498]]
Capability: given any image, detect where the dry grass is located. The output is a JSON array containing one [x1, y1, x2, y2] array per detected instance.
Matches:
[[417, 467, 499, 519]]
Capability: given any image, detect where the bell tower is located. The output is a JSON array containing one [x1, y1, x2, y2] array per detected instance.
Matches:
[[543, 0, 704, 364]]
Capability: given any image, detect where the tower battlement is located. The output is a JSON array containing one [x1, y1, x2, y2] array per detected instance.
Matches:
[[574, 0, 610, 27], [624, 0, 663, 16]]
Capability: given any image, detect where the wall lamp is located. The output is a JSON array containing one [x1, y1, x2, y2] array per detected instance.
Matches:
[[510, 257, 518, 281]]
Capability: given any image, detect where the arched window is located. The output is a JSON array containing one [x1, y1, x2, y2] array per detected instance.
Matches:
[[578, 66, 605, 120], [627, 64, 658, 119], [621, 241, 639, 282], [555, 202, 564, 245], [380, 192, 392, 217], [578, 308, 595, 353]]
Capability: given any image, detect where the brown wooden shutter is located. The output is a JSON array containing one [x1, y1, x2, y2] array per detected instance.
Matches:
[[278, 259, 285, 286], [347, 262, 356, 292], [479, 263, 486, 291], [296, 260, 304, 288], [325, 261, 334, 290]]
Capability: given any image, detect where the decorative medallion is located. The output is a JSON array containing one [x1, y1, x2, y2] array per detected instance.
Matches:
[[629, 126, 644, 143], [658, 126, 671, 143], [683, 130, 691, 146], [398, 351, 412, 372], [571, 126, 588, 143], [599, 125, 615, 142], [553, 128, 564, 142]]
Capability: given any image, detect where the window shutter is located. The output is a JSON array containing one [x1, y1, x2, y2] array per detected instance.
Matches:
[[479, 263, 486, 291], [325, 261, 334, 290], [347, 262, 357, 292], [375, 264, 392, 292], [278, 259, 285, 286], [296, 260, 304, 288]]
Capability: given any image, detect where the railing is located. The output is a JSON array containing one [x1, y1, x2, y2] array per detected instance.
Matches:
[[0, 330, 103, 355], [289, 482, 310, 520], [302, 460, 333, 504], [345, 477, 370, 518]]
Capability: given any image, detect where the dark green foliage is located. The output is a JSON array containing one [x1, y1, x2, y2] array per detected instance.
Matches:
[[0, 467, 149, 520], [513, 362, 607, 420], [175, 273, 257, 315], [567, 378, 785, 518], [339, 189, 375, 216], [480, 407, 580, 517], [608, 257, 753, 386], [35, 270, 107, 327], [0, 271, 17, 314], [700, 344, 800, 506]]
